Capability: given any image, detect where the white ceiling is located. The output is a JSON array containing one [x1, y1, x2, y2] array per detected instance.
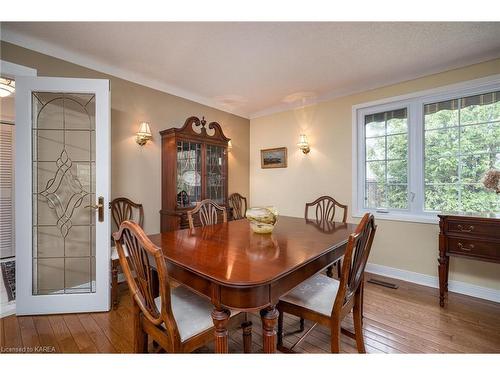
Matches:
[[2, 22, 500, 118]]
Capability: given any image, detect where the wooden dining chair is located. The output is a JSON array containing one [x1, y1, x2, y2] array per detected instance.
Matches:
[[277, 213, 377, 353], [110, 197, 144, 309], [228, 193, 248, 220], [114, 220, 246, 353], [305, 196, 348, 278], [187, 199, 227, 230], [186, 198, 253, 352]]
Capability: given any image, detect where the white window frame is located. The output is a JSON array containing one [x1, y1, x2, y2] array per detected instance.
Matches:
[[352, 74, 500, 224]]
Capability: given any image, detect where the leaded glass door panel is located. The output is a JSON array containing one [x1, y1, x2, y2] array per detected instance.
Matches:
[[176, 140, 201, 208], [16, 77, 110, 315], [206, 144, 226, 205]]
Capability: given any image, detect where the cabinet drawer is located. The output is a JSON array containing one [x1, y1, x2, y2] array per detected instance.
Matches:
[[447, 237, 500, 260], [446, 220, 500, 239]]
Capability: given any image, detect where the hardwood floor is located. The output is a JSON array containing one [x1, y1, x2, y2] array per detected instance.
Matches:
[[1, 273, 499, 354]]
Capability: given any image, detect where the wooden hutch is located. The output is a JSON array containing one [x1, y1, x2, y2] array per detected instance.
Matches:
[[160, 116, 230, 231]]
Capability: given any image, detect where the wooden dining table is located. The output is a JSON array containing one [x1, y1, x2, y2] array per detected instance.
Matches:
[[148, 216, 356, 353]]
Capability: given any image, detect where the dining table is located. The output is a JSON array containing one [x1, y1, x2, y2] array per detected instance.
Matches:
[[148, 215, 356, 353]]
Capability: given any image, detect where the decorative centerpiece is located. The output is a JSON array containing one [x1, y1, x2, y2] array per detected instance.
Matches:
[[482, 168, 500, 194], [246, 207, 279, 234]]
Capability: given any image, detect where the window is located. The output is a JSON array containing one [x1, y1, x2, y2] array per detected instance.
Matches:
[[354, 76, 500, 223], [364, 108, 408, 210], [424, 92, 500, 212]]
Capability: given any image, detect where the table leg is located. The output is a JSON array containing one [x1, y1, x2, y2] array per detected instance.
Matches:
[[438, 254, 449, 307], [212, 307, 230, 353], [241, 319, 253, 353], [260, 305, 279, 354]]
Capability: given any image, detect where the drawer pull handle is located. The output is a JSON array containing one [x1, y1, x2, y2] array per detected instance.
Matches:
[[457, 242, 475, 251], [457, 224, 474, 232]]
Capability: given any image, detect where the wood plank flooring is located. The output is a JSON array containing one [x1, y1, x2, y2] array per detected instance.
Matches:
[[1, 273, 499, 354]]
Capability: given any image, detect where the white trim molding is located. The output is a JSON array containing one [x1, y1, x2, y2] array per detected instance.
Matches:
[[0, 60, 37, 318], [0, 59, 37, 78], [366, 263, 500, 304], [352, 73, 500, 224], [0, 301, 16, 318]]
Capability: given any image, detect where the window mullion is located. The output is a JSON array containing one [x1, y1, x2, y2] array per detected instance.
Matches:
[[457, 98, 462, 211], [409, 101, 424, 215], [384, 117, 388, 208]]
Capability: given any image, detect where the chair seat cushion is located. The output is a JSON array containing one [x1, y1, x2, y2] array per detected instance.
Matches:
[[280, 273, 340, 317], [154, 285, 236, 342], [111, 244, 128, 260]]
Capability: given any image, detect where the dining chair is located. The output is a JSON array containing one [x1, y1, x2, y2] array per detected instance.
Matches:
[[305, 196, 348, 278], [110, 197, 144, 309], [228, 193, 248, 220], [186, 198, 254, 352], [114, 220, 247, 353], [277, 213, 377, 353], [187, 199, 227, 230]]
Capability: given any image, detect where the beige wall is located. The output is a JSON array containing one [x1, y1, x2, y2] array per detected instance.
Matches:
[[250, 58, 500, 291], [1, 41, 250, 234]]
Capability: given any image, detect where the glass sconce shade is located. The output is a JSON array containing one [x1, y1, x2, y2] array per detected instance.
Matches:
[[297, 134, 310, 154], [136, 122, 152, 146]]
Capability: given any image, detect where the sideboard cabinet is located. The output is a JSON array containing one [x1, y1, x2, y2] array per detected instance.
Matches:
[[438, 213, 500, 307], [160, 116, 230, 231]]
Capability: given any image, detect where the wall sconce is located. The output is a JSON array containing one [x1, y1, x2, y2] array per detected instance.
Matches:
[[136, 122, 152, 146], [297, 134, 310, 154], [227, 139, 233, 152]]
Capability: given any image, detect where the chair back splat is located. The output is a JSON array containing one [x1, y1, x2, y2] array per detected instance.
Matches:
[[335, 213, 377, 311], [187, 199, 227, 229], [109, 197, 145, 309], [228, 193, 247, 220], [305, 195, 348, 278], [304, 195, 347, 224], [111, 197, 144, 229]]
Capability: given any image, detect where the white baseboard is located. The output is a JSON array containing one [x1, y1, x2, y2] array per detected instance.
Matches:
[[0, 302, 16, 318], [365, 263, 500, 304]]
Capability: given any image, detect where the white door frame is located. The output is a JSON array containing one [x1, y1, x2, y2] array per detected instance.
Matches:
[[15, 76, 111, 315], [0, 60, 36, 318], [0, 60, 37, 79]]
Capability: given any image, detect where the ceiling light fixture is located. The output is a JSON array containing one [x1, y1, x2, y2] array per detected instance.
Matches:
[[0, 78, 15, 98]]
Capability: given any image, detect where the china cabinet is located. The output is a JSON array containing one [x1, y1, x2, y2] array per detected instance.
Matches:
[[160, 116, 230, 231]]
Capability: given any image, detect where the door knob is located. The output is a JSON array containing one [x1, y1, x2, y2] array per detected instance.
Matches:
[[85, 196, 104, 222]]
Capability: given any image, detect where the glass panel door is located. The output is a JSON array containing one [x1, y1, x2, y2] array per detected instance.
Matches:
[[16, 77, 110, 315], [176, 140, 201, 207], [32, 92, 96, 295], [206, 145, 226, 204]]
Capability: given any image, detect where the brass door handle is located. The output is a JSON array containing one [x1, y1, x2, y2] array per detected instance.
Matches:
[[85, 196, 104, 222], [85, 203, 103, 210]]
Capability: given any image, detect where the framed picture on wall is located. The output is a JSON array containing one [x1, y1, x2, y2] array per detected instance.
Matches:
[[261, 147, 287, 169]]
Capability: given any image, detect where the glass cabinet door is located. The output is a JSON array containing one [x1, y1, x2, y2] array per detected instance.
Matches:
[[176, 140, 201, 207], [206, 145, 226, 204]]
